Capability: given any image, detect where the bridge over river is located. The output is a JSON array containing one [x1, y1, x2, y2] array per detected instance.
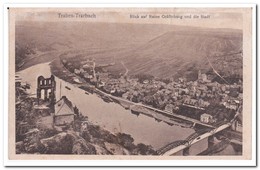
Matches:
[[76, 83, 242, 156], [63, 62, 241, 156], [156, 111, 241, 156]]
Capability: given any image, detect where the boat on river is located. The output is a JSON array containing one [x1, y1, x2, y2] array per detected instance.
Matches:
[[65, 86, 71, 90], [101, 95, 113, 103]]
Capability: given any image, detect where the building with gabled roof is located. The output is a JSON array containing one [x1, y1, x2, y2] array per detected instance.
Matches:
[[200, 113, 213, 124], [53, 96, 75, 126]]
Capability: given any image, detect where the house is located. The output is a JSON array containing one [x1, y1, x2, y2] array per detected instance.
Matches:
[[164, 104, 174, 113], [73, 77, 82, 84], [200, 74, 208, 82], [74, 69, 81, 75], [80, 68, 85, 74], [97, 81, 105, 88], [179, 88, 189, 95], [122, 92, 129, 99], [200, 113, 213, 124], [223, 101, 238, 110], [54, 96, 75, 126], [198, 99, 210, 108], [197, 85, 208, 91], [86, 74, 94, 79], [190, 99, 198, 106], [110, 88, 116, 94], [83, 63, 90, 68], [184, 98, 190, 104], [143, 80, 149, 84]]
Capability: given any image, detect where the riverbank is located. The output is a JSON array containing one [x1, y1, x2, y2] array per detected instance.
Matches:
[[18, 61, 195, 150], [48, 59, 241, 156], [16, 59, 240, 156], [50, 59, 195, 129], [15, 95, 156, 155]]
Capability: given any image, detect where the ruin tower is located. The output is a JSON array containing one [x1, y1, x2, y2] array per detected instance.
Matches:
[[36, 75, 56, 111]]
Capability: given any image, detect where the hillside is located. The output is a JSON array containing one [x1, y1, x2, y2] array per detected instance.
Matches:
[[15, 21, 180, 70], [15, 21, 243, 82], [120, 30, 243, 81], [15, 21, 189, 51]]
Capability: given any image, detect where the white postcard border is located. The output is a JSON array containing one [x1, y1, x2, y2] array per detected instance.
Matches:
[[3, 3, 256, 167]]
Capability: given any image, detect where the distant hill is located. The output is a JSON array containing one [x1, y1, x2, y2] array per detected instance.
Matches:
[[15, 21, 187, 50], [15, 21, 179, 70], [15, 21, 243, 82]]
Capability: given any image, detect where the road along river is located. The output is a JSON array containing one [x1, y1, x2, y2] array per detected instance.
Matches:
[[16, 62, 239, 155], [17, 62, 196, 149]]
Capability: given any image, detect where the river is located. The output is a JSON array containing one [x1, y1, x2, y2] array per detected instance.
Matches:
[[16, 62, 239, 155]]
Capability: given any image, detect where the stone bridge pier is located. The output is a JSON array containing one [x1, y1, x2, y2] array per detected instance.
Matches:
[[183, 146, 190, 156], [181, 135, 215, 156], [208, 135, 215, 148]]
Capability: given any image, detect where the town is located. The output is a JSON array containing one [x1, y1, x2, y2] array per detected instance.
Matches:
[[14, 55, 243, 155], [59, 56, 243, 128]]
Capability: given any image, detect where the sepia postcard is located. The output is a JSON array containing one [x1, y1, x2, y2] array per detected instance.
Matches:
[[7, 5, 255, 165]]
